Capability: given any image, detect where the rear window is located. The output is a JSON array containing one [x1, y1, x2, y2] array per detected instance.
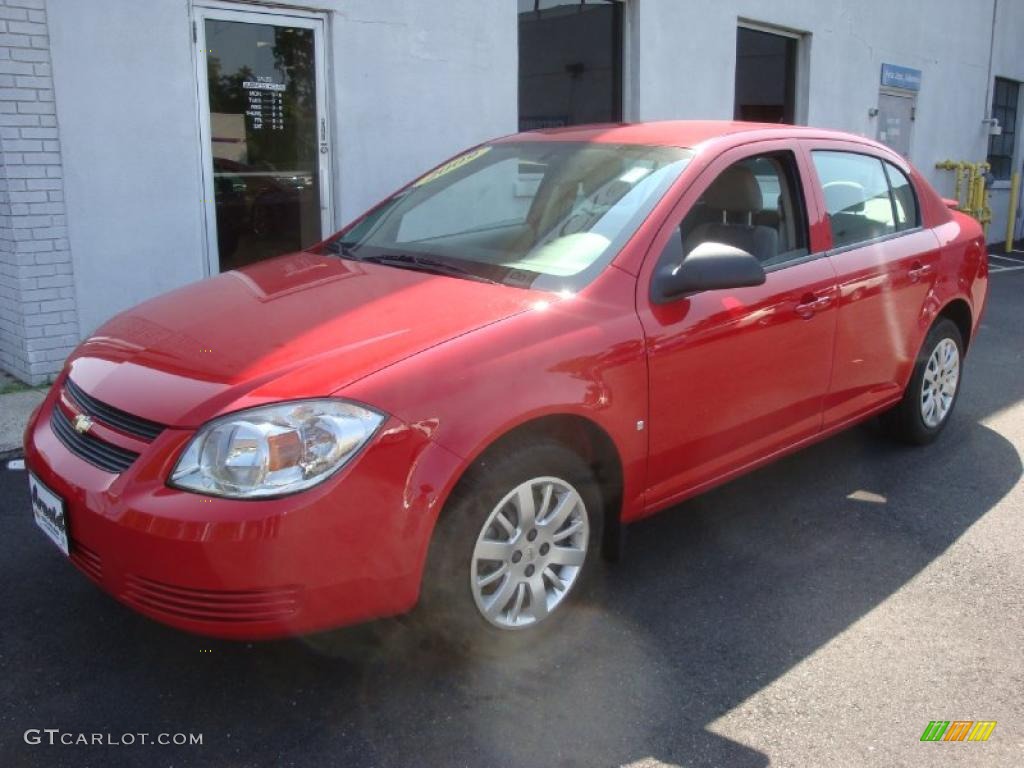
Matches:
[[812, 151, 896, 249]]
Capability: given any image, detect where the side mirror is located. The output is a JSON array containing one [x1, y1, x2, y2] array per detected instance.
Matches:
[[652, 241, 766, 303]]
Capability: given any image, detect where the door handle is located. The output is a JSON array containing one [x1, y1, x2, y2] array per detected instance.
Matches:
[[795, 293, 833, 318], [908, 263, 934, 282]]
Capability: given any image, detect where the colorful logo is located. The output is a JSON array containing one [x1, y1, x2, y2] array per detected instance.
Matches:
[[920, 721, 997, 742]]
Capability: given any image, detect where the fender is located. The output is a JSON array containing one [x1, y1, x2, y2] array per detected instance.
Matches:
[[340, 265, 650, 525]]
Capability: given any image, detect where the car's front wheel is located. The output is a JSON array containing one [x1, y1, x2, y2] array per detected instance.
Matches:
[[883, 317, 964, 444], [420, 440, 603, 648]]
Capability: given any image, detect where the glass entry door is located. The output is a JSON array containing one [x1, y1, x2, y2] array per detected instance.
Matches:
[[195, 7, 332, 272]]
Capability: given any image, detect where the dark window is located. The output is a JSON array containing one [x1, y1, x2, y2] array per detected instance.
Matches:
[[883, 162, 920, 231], [734, 26, 797, 124], [661, 152, 809, 272], [204, 20, 322, 271], [812, 151, 897, 248], [517, 0, 623, 131], [988, 77, 1019, 180]]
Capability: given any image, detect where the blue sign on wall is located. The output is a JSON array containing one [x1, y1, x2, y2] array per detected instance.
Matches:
[[881, 63, 922, 92]]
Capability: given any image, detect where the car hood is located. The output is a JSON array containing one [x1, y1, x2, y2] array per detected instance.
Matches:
[[66, 252, 541, 427]]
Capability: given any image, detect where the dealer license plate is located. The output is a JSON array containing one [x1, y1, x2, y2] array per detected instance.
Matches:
[[30, 472, 68, 556]]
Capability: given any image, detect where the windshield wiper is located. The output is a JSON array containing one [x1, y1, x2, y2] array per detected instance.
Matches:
[[326, 240, 360, 259], [356, 253, 502, 285]]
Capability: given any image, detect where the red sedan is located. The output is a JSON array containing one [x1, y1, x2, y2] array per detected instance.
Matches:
[[25, 122, 988, 640]]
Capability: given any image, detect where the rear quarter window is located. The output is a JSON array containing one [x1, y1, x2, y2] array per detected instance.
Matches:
[[883, 161, 920, 231]]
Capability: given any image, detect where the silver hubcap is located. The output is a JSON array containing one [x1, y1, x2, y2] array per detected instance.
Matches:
[[470, 476, 589, 630], [921, 337, 959, 428]]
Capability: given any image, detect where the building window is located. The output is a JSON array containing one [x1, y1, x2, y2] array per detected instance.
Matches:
[[988, 77, 1019, 181], [734, 26, 797, 124], [517, 0, 623, 131]]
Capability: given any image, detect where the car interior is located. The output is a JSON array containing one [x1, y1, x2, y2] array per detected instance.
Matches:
[[677, 155, 808, 269], [823, 180, 896, 246]]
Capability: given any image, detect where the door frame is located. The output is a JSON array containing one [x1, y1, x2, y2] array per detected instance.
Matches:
[[736, 19, 810, 126], [191, 2, 334, 275], [875, 88, 916, 157]]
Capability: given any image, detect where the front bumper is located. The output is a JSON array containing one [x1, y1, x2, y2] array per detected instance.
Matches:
[[23, 386, 463, 639]]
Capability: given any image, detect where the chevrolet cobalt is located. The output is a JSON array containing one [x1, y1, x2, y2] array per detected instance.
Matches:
[[25, 122, 988, 640]]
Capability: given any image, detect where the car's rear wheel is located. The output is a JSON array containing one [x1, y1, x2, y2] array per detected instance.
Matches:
[[883, 317, 964, 445], [420, 440, 603, 649]]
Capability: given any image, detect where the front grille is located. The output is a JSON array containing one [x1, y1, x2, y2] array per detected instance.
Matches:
[[70, 540, 103, 583], [123, 575, 301, 623], [51, 406, 140, 474], [64, 377, 165, 442]]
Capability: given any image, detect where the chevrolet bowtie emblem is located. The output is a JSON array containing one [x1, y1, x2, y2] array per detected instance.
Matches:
[[73, 413, 93, 434]]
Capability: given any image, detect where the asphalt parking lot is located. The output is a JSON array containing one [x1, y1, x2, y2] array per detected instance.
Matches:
[[2, 268, 1023, 768]]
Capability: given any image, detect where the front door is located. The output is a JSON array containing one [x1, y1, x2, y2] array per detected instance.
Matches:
[[637, 143, 837, 508], [195, 7, 332, 272]]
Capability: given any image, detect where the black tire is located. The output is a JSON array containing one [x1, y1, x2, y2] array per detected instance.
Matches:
[[882, 318, 964, 445], [418, 440, 604, 653]]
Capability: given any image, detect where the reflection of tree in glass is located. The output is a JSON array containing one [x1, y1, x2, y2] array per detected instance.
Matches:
[[272, 27, 317, 171], [204, 23, 322, 265], [206, 56, 254, 115], [205, 26, 316, 173]]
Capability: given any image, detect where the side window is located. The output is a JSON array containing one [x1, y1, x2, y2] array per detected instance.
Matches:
[[883, 161, 919, 231], [812, 151, 896, 248], [670, 152, 809, 269]]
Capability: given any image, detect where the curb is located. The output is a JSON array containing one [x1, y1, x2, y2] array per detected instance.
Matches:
[[1, 447, 24, 462]]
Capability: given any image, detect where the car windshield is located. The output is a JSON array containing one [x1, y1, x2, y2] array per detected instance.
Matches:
[[326, 141, 693, 291]]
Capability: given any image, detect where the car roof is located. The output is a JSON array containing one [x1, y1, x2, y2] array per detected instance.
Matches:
[[501, 120, 884, 151]]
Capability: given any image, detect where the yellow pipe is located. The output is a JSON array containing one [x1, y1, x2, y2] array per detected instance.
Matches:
[[974, 171, 983, 218], [980, 182, 989, 235], [968, 167, 976, 213], [936, 160, 969, 210], [979, 163, 992, 231], [1006, 172, 1020, 250], [935, 160, 993, 227]]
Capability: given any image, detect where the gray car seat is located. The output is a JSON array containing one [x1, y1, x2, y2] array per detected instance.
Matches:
[[684, 165, 779, 264]]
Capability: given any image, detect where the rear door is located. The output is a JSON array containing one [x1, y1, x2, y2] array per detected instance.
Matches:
[[636, 141, 838, 508], [803, 143, 940, 427]]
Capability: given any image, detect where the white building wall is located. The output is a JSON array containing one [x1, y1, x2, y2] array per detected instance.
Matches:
[[331, 0, 518, 220], [628, 0, 995, 196], [47, 0, 207, 345]]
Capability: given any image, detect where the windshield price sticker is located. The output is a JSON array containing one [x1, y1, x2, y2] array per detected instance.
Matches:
[[413, 147, 491, 187]]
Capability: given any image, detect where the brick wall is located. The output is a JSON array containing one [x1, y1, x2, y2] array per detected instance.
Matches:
[[0, 0, 74, 385]]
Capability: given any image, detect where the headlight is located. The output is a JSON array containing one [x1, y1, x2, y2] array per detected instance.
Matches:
[[169, 399, 385, 498]]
